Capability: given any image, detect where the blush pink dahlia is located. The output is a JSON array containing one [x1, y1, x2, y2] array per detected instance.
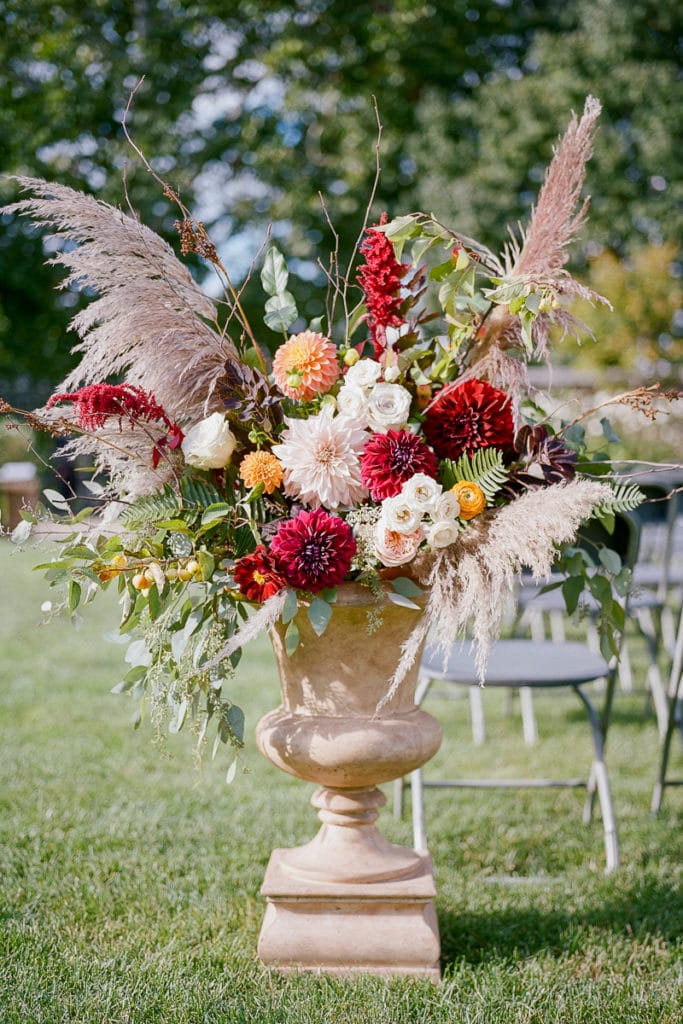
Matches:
[[271, 405, 368, 509], [270, 508, 356, 592], [272, 330, 341, 401], [360, 429, 438, 501], [422, 378, 515, 461]]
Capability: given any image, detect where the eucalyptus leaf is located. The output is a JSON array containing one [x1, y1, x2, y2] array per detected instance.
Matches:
[[226, 758, 238, 784], [391, 577, 423, 599], [42, 488, 70, 511], [260, 246, 289, 296], [285, 619, 300, 656], [264, 292, 298, 332], [282, 588, 299, 625], [307, 597, 333, 637], [387, 591, 421, 611], [599, 547, 622, 575]]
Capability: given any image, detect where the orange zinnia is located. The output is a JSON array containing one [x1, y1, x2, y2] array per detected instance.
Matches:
[[272, 330, 340, 401], [239, 450, 284, 494], [451, 480, 486, 520]]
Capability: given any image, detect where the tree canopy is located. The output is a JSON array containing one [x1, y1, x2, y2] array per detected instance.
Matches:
[[1, 0, 680, 402]]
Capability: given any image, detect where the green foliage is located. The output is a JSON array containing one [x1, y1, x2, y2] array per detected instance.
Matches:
[[441, 448, 509, 503], [595, 483, 645, 516]]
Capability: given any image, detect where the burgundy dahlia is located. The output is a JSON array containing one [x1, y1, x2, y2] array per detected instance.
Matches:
[[422, 378, 514, 461], [360, 429, 438, 501], [233, 545, 286, 603], [270, 508, 356, 593], [357, 214, 406, 357]]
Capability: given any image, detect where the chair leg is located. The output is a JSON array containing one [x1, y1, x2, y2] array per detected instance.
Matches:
[[652, 689, 682, 814], [574, 684, 619, 873], [411, 768, 427, 851], [469, 686, 486, 745], [519, 686, 538, 745]]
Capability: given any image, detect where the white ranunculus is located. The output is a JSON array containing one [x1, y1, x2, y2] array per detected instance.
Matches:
[[335, 383, 370, 426], [344, 358, 383, 389], [366, 382, 412, 433], [401, 473, 443, 515], [426, 519, 460, 549], [181, 413, 237, 469], [432, 491, 461, 522], [381, 495, 424, 535]]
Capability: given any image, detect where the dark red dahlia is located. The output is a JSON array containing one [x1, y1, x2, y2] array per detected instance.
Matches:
[[360, 429, 438, 501], [270, 508, 356, 593], [233, 545, 286, 603], [357, 214, 406, 357], [422, 378, 514, 461]]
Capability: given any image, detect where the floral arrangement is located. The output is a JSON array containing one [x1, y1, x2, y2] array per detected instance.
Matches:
[[2, 96, 671, 770]]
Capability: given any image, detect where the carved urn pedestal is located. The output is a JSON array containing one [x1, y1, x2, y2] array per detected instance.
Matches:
[[256, 584, 442, 980]]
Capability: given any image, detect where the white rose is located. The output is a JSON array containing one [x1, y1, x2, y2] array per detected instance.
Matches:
[[381, 495, 424, 535], [432, 491, 461, 522], [181, 413, 237, 469], [426, 519, 460, 549], [366, 383, 412, 433], [336, 384, 370, 426], [345, 358, 382, 389], [373, 522, 424, 567], [401, 473, 442, 515]]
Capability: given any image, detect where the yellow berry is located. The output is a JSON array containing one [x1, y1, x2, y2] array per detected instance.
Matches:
[[343, 349, 360, 367], [132, 572, 152, 591]]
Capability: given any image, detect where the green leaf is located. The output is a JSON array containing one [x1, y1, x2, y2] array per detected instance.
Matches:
[[68, 579, 81, 613], [563, 424, 586, 451], [455, 249, 470, 271], [264, 291, 298, 332], [598, 547, 622, 575], [226, 758, 238, 785], [441, 448, 508, 502], [282, 589, 299, 624], [562, 575, 584, 615], [147, 583, 161, 621], [155, 518, 191, 532], [307, 597, 333, 637], [260, 246, 289, 296], [42, 488, 70, 511], [201, 503, 231, 526], [588, 574, 613, 606], [600, 416, 621, 444], [284, 620, 300, 656], [387, 591, 421, 610], [391, 577, 423, 599], [525, 291, 541, 313], [227, 704, 245, 744], [197, 550, 215, 581]]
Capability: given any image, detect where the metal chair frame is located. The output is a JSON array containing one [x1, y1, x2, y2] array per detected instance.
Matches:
[[651, 602, 683, 813]]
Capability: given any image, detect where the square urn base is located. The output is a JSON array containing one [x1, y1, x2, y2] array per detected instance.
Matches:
[[258, 849, 441, 981]]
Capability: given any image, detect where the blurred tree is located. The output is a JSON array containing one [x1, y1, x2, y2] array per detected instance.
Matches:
[[408, 0, 683, 255], [568, 243, 682, 375], [0, 0, 679, 403]]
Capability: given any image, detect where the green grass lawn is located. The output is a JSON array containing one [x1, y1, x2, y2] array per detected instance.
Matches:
[[1, 543, 681, 1023]]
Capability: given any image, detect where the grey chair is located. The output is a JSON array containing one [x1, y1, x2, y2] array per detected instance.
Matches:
[[395, 513, 640, 874], [651, 602, 683, 814]]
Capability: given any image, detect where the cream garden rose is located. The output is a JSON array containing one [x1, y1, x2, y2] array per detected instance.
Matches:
[[181, 412, 237, 469], [366, 382, 412, 433], [335, 383, 370, 425], [373, 522, 424, 567], [380, 494, 424, 535]]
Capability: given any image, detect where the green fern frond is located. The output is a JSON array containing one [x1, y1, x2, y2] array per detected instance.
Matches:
[[121, 485, 181, 529], [441, 448, 509, 503], [595, 482, 644, 516], [181, 478, 225, 509]]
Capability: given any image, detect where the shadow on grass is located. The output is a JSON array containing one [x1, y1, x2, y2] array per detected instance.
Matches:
[[439, 877, 682, 967]]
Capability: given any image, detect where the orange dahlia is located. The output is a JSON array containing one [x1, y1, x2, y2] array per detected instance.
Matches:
[[272, 330, 340, 401], [239, 450, 284, 494], [451, 480, 486, 520]]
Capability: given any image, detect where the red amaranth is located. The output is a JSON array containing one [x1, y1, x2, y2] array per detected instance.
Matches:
[[357, 214, 406, 357], [47, 383, 183, 468]]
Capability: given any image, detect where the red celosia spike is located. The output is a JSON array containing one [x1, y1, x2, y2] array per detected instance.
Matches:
[[356, 216, 407, 356]]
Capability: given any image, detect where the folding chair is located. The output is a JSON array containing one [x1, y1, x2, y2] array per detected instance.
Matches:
[[651, 602, 683, 813], [395, 513, 639, 875]]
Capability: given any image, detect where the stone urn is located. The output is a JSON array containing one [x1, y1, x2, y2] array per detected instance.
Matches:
[[256, 582, 442, 980]]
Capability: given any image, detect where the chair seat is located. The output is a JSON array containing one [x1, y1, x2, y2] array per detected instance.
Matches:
[[421, 639, 610, 688]]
